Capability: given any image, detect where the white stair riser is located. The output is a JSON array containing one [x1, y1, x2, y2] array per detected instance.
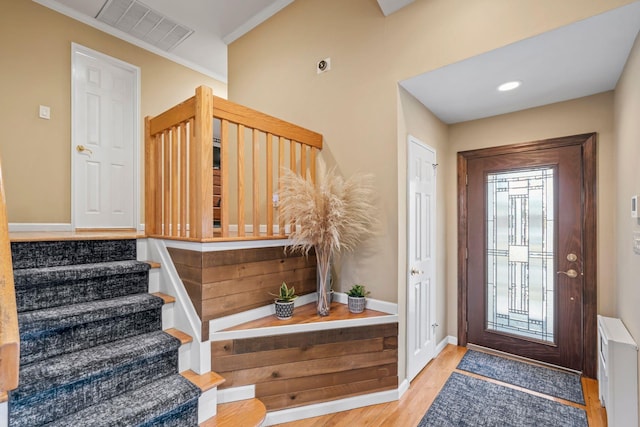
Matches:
[[198, 387, 218, 423], [178, 343, 191, 373], [0, 401, 7, 427], [148, 268, 160, 293], [162, 303, 175, 330]]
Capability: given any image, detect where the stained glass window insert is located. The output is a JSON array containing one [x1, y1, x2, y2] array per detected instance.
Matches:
[[486, 168, 555, 343]]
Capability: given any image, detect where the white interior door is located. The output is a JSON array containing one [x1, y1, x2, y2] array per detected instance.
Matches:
[[72, 44, 139, 229], [407, 135, 437, 382]]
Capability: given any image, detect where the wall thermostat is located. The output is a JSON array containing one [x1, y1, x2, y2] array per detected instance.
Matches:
[[632, 195, 638, 218]]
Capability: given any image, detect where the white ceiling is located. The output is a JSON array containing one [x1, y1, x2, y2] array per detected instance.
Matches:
[[400, 1, 640, 124], [35, 1, 640, 123]]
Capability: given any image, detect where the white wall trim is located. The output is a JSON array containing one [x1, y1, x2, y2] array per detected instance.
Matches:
[[222, 0, 295, 44], [216, 385, 255, 404], [210, 293, 316, 334], [397, 378, 410, 398], [332, 293, 399, 314], [447, 335, 458, 346], [9, 223, 73, 232], [163, 237, 292, 252], [263, 386, 402, 426]]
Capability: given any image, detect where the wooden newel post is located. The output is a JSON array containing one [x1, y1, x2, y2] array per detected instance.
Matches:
[[144, 116, 157, 236], [193, 86, 214, 240]]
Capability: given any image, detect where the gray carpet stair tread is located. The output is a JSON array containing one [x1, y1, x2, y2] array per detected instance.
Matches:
[[46, 374, 200, 427], [13, 260, 150, 287], [14, 330, 180, 398], [19, 293, 163, 334]]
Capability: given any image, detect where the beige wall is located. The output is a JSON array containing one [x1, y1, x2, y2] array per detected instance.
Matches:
[[228, 0, 633, 379], [0, 0, 226, 224], [614, 31, 640, 420], [448, 92, 616, 335]]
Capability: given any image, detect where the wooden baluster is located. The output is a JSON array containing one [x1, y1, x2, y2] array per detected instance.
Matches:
[[179, 123, 187, 237], [300, 144, 307, 180], [252, 129, 260, 237], [289, 140, 297, 233], [144, 117, 156, 235], [310, 147, 317, 185], [220, 119, 230, 237], [237, 124, 246, 237], [163, 130, 171, 237], [188, 118, 196, 238], [170, 126, 179, 237], [266, 133, 274, 236], [278, 136, 285, 236]]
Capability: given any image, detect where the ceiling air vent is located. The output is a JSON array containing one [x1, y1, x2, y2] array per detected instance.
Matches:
[[96, 0, 193, 51]]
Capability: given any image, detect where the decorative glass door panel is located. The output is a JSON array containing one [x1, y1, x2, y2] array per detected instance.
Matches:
[[486, 168, 555, 343]]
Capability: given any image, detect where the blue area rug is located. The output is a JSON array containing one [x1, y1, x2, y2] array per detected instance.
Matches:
[[418, 372, 588, 427], [457, 350, 585, 405]]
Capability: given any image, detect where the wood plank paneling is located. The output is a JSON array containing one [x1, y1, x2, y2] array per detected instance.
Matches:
[[168, 246, 316, 340], [211, 323, 398, 411]]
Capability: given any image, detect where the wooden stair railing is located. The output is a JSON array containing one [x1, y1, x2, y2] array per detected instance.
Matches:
[[145, 85, 322, 241], [0, 158, 19, 394]]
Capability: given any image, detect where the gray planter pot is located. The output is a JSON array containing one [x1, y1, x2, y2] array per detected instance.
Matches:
[[274, 300, 295, 319], [347, 296, 366, 313]]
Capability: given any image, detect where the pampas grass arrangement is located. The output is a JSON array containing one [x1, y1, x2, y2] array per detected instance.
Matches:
[[279, 160, 377, 316]]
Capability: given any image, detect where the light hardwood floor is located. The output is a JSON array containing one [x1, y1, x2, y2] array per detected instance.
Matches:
[[275, 344, 606, 426]]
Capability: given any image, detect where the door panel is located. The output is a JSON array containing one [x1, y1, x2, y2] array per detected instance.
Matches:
[[73, 45, 137, 229], [407, 137, 437, 381], [467, 144, 583, 370]]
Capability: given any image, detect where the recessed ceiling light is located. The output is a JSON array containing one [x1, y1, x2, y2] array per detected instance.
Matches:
[[497, 81, 522, 92]]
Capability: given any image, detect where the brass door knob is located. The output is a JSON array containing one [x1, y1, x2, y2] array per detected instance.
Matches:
[[76, 145, 93, 155]]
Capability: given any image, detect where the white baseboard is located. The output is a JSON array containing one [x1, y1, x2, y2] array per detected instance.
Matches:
[[9, 223, 73, 232], [217, 385, 255, 404], [447, 335, 458, 346], [397, 378, 410, 398], [435, 335, 457, 355], [263, 386, 401, 426]]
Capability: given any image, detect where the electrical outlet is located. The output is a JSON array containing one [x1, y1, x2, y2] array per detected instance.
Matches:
[[39, 105, 51, 120], [272, 193, 279, 207], [317, 57, 331, 74]]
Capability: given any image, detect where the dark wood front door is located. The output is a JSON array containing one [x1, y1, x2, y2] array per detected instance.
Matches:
[[458, 133, 597, 376]]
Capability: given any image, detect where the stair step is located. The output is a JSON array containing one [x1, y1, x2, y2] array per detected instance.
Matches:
[[153, 291, 176, 304], [14, 260, 150, 312], [200, 399, 266, 427], [0, 391, 6, 403], [47, 374, 200, 427], [166, 327, 193, 345], [19, 294, 163, 364], [145, 260, 161, 269], [182, 370, 225, 392], [10, 331, 181, 426], [11, 239, 137, 269]]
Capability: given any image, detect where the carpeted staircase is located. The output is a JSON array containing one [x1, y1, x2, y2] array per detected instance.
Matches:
[[7, 239, 200, 426]]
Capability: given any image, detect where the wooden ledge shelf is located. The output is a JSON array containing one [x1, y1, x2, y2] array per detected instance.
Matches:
[[199, 398, 266, 427], [227, 301, 389, 331], [210, 300, 398, 342], [181, 370, 225, 392], [165, 328, 193, 345]]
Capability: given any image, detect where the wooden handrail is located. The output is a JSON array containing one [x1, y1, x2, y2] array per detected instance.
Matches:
[[145, 85, 322, 241], [0, 157, 19, 392]]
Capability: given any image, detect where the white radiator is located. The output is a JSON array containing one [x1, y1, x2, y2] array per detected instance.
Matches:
[[598, 315, 638, 427]]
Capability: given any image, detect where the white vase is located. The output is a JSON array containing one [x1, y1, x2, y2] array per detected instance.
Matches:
[[348, 296, 366, 313]]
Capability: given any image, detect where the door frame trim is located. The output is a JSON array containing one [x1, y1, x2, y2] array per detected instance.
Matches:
[[70, 43, 142, 231], [457, 133, 597, 377]]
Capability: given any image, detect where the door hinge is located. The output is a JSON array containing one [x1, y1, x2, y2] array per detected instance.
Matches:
[[465, 174, 468, 185], [465, 247, 468, 259], [465, 321, 468, 333]]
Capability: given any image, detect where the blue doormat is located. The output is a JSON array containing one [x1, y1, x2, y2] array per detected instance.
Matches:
[[418, 372, 588, 427], [457, 350, 585, 405]]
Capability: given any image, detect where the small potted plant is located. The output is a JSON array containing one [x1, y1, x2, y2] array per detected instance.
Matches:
[[271, 282, 297, 320], [346, 284, 370, 314]]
